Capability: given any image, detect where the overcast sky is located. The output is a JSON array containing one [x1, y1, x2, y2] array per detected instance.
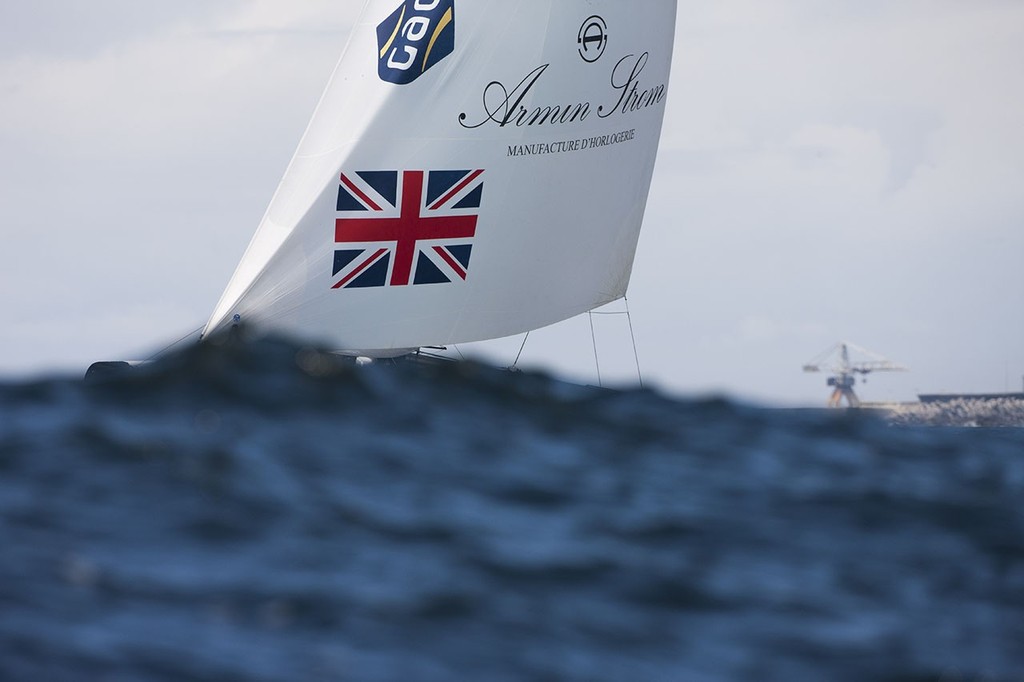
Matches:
[[2, 1, 1022, 405]]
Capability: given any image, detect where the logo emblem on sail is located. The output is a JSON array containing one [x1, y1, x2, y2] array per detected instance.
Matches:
[[578, 16, 608, 63], [376, 0, 455, 85], [333, 170, 483, 289]]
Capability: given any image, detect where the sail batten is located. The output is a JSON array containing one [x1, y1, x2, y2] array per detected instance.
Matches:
[[204, 0, 676, 353]]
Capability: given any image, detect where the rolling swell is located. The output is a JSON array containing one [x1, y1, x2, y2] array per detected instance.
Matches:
[[1, 338, 1022, 682]]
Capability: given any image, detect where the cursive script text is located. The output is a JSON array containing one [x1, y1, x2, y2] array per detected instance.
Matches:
[[458, 53, 667, 130], [459, 65, 591, 129], [597, 53, 666, 119]]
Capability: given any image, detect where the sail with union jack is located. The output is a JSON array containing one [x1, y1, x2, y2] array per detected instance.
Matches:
[[202, 0, 675, 355], [332, 169, 483, 289]]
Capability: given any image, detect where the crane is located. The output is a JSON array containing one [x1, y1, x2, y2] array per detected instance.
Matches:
[[803, 341, 907, 407]]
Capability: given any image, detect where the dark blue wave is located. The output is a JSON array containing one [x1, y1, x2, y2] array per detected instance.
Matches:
[[1, 337, 1022, 681]]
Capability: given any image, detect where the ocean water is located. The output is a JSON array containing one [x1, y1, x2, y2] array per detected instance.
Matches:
[[1, 337, 1023, 682]]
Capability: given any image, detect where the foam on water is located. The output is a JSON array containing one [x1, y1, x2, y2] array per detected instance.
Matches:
[[887, 398, 1024, 428]]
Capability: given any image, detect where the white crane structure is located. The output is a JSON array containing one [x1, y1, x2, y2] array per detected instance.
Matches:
[[803, 342, 907, 407]]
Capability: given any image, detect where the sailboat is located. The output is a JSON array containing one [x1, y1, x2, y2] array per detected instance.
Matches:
[[91, 0, 677, 376]]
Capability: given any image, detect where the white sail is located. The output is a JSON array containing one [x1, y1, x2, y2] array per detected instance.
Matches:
[[204, 0, 677, 355]]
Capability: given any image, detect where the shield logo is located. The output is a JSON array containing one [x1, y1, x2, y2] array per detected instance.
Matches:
[[377, 0, 456, 85]]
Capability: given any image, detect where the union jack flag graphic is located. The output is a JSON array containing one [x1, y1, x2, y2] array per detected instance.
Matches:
[[332, 169, 484, 289]]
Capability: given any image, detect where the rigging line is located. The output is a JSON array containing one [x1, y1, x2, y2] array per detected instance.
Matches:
[[624, 296, 644, 389], [511, 332, 530, 370], [146, 324, 205, 362], [452, 344, 467, 361], [589, 311, 603, 388]]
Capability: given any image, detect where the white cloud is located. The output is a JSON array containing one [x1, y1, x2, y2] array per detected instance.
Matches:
[[0, 1, 1021, 403], [0, 3, 360, 372], [645, 1, 1024, 401], [0, 3, 354, 159]]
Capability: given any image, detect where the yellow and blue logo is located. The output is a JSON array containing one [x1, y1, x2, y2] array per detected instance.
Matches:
[[377, 0, 455, 85]]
